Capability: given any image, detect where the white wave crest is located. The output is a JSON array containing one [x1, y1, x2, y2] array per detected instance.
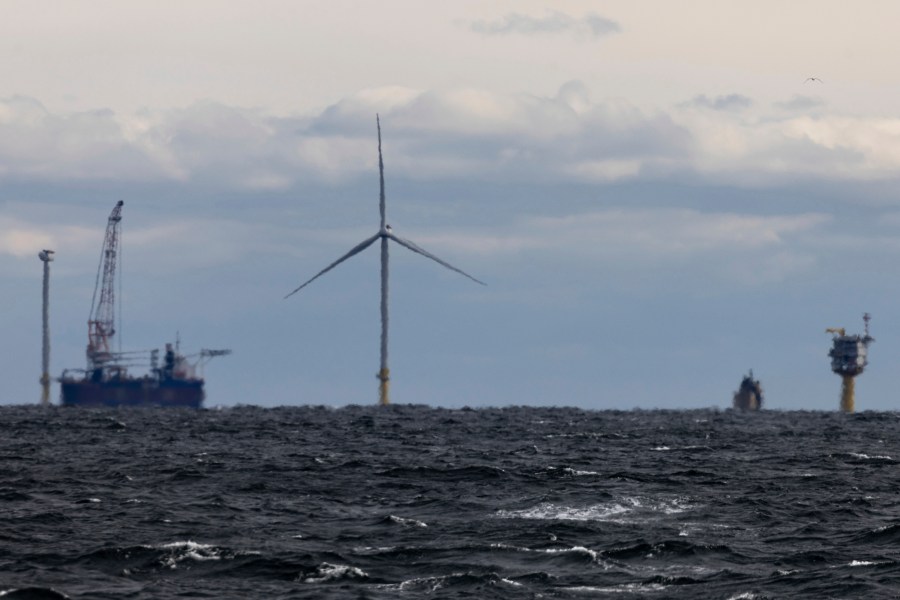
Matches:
[[847, 559, 891, 567], [565, 582, 667, 594], [302, 562, 368, 583], [496, 496, 692, 522], [497, 501, 630, 521], [850, 452, 892, 460], [388, 515, 428, 527], [154, 541, 228, 569], [544, 466, 600, 476]]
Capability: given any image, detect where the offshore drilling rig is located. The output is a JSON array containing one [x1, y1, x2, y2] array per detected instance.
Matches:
[[827, 313, 874, 413]]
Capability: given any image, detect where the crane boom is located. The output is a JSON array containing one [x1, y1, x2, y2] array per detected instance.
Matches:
[[87, 200, 124, 371]]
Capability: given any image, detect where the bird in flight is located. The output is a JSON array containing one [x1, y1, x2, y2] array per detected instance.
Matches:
[[805, 77, 823, 83]]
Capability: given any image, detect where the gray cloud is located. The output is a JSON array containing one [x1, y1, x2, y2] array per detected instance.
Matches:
[[468, 11, 621, 40], [0, 96, 171, 181], [683, 94, 753, 111], [775, 95, 825, 112]]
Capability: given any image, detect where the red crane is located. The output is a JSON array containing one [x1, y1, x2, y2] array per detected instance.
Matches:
[[87, 200, 124, 372]]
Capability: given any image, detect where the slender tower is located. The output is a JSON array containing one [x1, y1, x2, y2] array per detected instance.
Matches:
[[38, 249, 55, 405], [827, 313, 873, 413], [377, 124, 390, 405], [285, 117, 484, 406]]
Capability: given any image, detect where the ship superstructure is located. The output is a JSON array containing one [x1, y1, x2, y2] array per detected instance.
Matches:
[[59, 201, 229, 408]]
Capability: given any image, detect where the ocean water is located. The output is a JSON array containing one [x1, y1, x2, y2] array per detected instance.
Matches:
[[2, 405, 900, 599]]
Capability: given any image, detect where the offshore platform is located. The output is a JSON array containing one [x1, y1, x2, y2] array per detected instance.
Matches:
[[827, 313, 874, 413]]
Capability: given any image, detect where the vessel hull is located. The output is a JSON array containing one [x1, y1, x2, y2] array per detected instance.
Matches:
[[60, 378, 204, 408], [733, 390, 761, 411]]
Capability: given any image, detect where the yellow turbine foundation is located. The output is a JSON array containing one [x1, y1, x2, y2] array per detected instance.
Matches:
[[378, 368, 390, 406], [840, 375, 855, 413]]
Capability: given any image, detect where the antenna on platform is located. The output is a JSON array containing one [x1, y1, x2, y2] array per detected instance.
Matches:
[[285, 115, 485, 405]]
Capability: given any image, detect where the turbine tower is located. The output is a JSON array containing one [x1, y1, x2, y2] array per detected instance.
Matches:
[[38, 249, 55, 404], [286, 116, 484, 405]]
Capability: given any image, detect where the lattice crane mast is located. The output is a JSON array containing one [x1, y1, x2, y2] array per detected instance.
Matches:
[[87, 200, 124, 372]]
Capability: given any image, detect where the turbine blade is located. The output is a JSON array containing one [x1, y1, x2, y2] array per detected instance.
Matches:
[[285, 233, 381, 299], [387, 232, 486, 286], [377, 115, 386, 228]]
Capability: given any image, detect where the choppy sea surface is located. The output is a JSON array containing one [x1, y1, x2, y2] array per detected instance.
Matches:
[[3, 405, 900, 599]]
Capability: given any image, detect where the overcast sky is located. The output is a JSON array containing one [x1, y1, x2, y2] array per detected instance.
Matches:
[[3, 1, 900, 410]]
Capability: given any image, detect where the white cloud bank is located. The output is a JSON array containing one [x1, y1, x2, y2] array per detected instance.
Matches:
[[1, 84, 900, 193]]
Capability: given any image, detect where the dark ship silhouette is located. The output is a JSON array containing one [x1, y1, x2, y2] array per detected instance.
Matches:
[[732, 370, 763, 410]]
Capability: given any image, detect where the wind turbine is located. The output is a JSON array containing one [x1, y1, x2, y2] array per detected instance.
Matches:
[[286, 115, 485, 406]]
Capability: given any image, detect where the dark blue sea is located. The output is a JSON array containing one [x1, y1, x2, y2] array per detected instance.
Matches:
[[3, 405, 900, 599]]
